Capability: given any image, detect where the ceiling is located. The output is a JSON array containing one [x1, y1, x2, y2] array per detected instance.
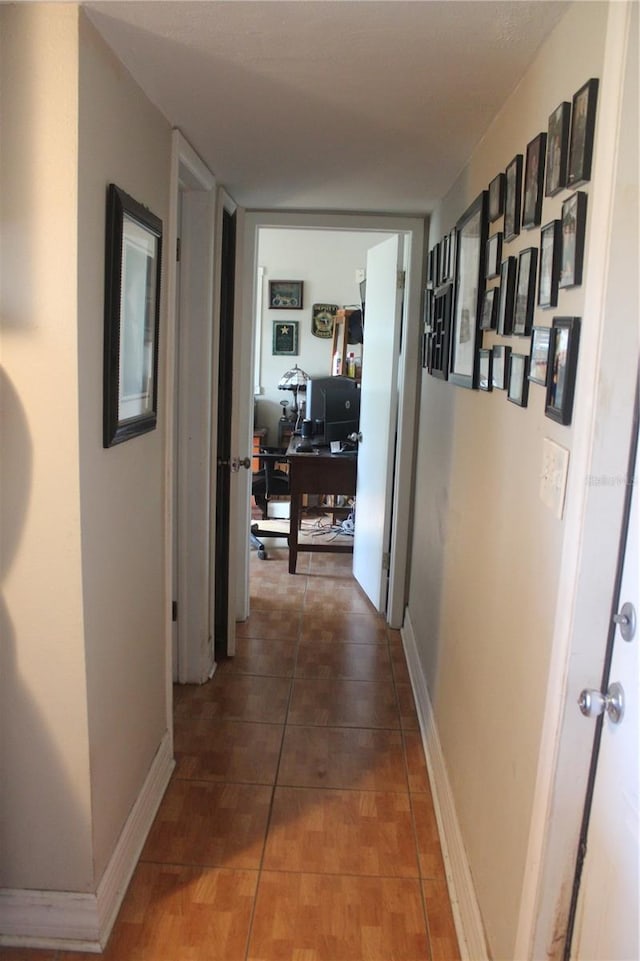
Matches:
[[86, 1, 570, 215]]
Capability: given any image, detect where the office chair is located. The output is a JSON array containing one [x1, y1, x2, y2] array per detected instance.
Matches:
[[250, 448, 290, 560]]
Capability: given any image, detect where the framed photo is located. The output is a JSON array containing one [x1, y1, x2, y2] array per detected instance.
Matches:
[[492, 345, 511, 390], [559, 191, 587, 289], [546, 316, 581, 425], [311, 303, 337, 338], [441, 233, 450, 284], [422, 288, 433, 368], [545, 101, 571, 196], [425, 283, 453, 380], [513, 247, 538, 336], [497, 256, 517, 336], [568, 78, 599, 187], [486, 232, 502, 279], [480, 287, 498, 331], [269, 280, 303, 309], [479, 349, 493, 391], [529, 326, 552, 386], [488, 172, 506, 223], [538, 219, 562, 308], [507, 353, 530, 408], [504, 154, 523, 243], [522, 132, 547, 229], [449, 228, 457, 282], [272, 320, 299, 355], [103, 183, 162, 448], [450, 192, 488, 389]]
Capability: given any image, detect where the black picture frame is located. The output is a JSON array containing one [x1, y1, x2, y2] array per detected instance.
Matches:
[[538, 219, 562, 308], [488, 172, 506, 222], [522, 132, 547, 229], [427, 247, 436, 289], [425, 283, 453, 380], [449, 228, 457, 282], [504, 154, 523, 243], [422, 288, 433, 368], [269, 280, 303, 309], [568, 78, 599, 188], [450, 192, 488, 389], [441, 233, 450, 284], [479, 349, 493, 391], [545, 101, 571, 196], [492, 345, 511, 390], [559, 191, 587, 289], [103, 183, 162, 448], [529, 326, 552, 386], [497, 256, 517, 336], [480, 288, 498, 331], [507, 353, 530, 408], [513, 247, 538, 337], [486, 232, 502, 280], [545, 316, 581, 425], [272, 320, 299, 355]]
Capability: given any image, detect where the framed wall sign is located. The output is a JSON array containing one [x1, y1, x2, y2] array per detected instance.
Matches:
[[545, 316, 581, 425], [522, 132, 547, 229], [272, 321, 299, 355], [103, 183, 163, 448], [311, 303, 337, 338], [567, 78, 599, 188], [450, 192, 488, 389], [545, 101, 571, 196], [269, 280, 303, 309]]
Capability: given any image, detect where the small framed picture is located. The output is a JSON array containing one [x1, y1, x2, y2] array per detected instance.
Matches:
[[546, 316, 581, 425], [425, 283, 453, 380], [449, 228, 457, 282], [522, 132, 547, 229], [538, 220, 562, 308], [492, 345, 511, 390], [513, 247, 538, 336], [507, 353, 530, 408], [559, 191, 588, 289], [568, 79, 599, 188], [433, 242, 441, 286], [480, 288, 498, 331], [450, 192, 488, 390], [497, 256, 517, 336], [272, 320, 299, 355], [504, 154, 523, 243], [269, 280, 303, 309], [441, 233, 450, 284], [488, 172, 506, 222], [529, 326, 552, 386], [545, 101, 571, 197], [479, 349, 493, 391], [486, 232, 503, 280]]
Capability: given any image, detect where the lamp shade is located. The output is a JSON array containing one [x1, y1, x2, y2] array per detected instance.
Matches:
[[277, 364, 309, 392]]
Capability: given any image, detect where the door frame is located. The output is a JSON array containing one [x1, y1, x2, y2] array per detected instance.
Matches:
[[514, 4, 638, 955], [237, 211, 425, 627], [165, 130, 217, 692]]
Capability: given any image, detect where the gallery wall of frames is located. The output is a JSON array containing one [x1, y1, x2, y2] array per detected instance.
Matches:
[[423, 77, 598, 428]]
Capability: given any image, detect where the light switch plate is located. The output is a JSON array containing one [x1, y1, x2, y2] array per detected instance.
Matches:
[[540, 438, 570, 519]]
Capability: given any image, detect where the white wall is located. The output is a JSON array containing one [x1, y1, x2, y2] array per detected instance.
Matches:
[[255, 228, 380, 442], [0, 4, 94, 891], [406, 3, 610, 957], [77, 12, 172, 882]]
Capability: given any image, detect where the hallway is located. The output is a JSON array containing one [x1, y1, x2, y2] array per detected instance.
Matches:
[[0, 543, 460, 961]]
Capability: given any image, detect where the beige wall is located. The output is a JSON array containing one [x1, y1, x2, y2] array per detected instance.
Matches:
[[0, 3, 172, 893], [77, 12, 172, 882], [0, 4, 93, 890], [406, 3, 609, 957]]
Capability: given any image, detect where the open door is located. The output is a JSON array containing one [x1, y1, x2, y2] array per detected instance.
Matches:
[[352, 233, 404, 612]]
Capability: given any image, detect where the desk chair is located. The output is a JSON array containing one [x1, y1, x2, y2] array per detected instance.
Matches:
[[250, 448, 290, 559]]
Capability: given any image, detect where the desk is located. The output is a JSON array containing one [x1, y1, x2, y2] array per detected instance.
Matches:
[[286, 440, 357, 574]]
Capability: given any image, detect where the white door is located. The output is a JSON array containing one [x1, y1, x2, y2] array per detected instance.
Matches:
[[352, 234, 404, 611], [572, 423, 639, 960]]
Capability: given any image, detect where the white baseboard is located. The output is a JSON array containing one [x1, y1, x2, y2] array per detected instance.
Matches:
[[401, 610, 489, 961], [0, 731, 174, 952]]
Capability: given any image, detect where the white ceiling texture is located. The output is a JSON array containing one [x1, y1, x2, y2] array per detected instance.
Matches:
[[86, 1, 570, 214]]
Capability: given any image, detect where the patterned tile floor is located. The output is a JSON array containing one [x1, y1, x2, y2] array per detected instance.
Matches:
[[0, 538, 460, 961]]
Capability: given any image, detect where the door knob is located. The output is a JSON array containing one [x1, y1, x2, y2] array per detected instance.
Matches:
[[578, 682, 625, 724], [231, 456, 251, 472]]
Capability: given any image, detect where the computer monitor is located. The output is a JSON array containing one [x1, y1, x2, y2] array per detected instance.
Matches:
[[306, 375, 360, 444]]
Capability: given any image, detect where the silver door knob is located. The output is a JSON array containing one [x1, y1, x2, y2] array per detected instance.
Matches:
[[231, 456, 252, 472], [613, 601, 636, 642], [578, 682, 625, 724]]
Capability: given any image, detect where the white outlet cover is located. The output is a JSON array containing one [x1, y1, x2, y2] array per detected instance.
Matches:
[[540, 438, 570, 519]]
